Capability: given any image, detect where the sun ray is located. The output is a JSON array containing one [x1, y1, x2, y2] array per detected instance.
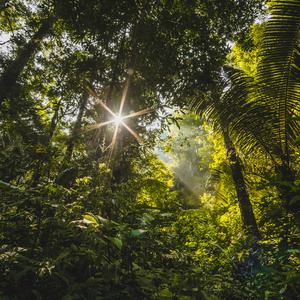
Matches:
[[82, 75, 158, 158], [71, 119, 116, 138], [85, 86, 118, 119], [121, 122, 144, 144], [118, 69, 134, 117], [109, 123, 119, 161], [121, 106, 156, 120]]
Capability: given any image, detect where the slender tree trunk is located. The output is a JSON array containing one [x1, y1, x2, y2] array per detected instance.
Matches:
[[0, 16, 54, 105], [65, 91, 89, 161], [48, 101, 61, 141], [90, 34, 126, 150], [31, 100, 61, 187], [222, 127, 261, 238]]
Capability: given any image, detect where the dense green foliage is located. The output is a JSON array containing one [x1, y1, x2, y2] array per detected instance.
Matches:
[[0, 0, 299, 299]]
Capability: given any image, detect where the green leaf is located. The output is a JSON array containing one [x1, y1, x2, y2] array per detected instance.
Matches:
[[279, 285, 287, 294], [107, 237, 122, 249], [83, 215, 97, 225], [0, 180, 22, 192], [143, 212, 154, 223], [177, 296, 194, 300], [130, 229, 148, 238], [54, 251, 70, 263], [265, 291, 271, 300], [105, 220, 121, 229], [132, 262, 140, 271], [157, 289, 173, 298], [294, 180, 300, 186], [287, 249, 300, 253], [160, 213, 173, 217]]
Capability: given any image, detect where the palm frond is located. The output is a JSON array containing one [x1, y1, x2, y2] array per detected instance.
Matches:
[[255, 0, 300, 163], [190, 69, 276, 161], [190, 0, 300, 167]]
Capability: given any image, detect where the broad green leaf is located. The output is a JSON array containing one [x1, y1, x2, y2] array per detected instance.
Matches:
[[132, 262, 140, 271], [160, 213, 173, 217], [83, 215, 97, 224], [265, 291, 271, 300], [54, 251, 70, 263], [107, 237, 122, 249], [143, 212, 154, 223], [130, 229, 148, 238], [157, 289, 173, 298], [279, 285, 287, 294], [96, 215, 108, 225], [105, 220, 121, 229]]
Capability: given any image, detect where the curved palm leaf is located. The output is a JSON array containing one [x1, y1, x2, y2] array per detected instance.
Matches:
[[253, 0, 300, 165], [190, 69, 274, 161], [210, 1, 300, 168]]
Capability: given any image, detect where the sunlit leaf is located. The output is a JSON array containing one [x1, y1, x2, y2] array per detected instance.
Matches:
[[157, 289, 173, 298], [106, 237, 122, 249], [143, 212, 154, 223], [83, 215, 97, 225], [130, 229, 148, 238]]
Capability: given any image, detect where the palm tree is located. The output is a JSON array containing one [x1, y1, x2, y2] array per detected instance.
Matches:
[[192, 0, 300, 237], [223, 0, 300, 211], [191, 73, 261, 238]]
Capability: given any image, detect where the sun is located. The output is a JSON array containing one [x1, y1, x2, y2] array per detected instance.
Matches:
[[113, 114, 123, 125], [82, 69, 158, 162]]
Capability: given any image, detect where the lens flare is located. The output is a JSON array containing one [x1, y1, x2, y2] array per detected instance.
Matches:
[[80, 70, 158, 162], [113, 115, 123, 125]]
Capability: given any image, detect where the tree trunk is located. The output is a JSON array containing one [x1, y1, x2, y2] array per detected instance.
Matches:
[[48, 101, 61, 142], [90, 35, 126, 150], [0, 16, 54, 105], [65, 91, 89, 161], [222, 127, 261, 238]]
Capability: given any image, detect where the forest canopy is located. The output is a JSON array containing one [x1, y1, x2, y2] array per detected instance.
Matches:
[[0, 0, 299, 299]]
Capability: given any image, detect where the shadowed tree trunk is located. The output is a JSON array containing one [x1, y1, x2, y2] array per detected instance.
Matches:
[[222, 127, 261, 238], [65, 91, 90, 161], [48, 101, 61, 142], [0, 16, 55, 105], [89, 33, 127, 151], [31, 100, 61, 187]]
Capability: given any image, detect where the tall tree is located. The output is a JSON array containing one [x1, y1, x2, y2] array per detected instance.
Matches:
[[0, 14, 55, 105], [222, 1, 300, 212], [191, 75, 261, 238], [65, 91, 90, 162]]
